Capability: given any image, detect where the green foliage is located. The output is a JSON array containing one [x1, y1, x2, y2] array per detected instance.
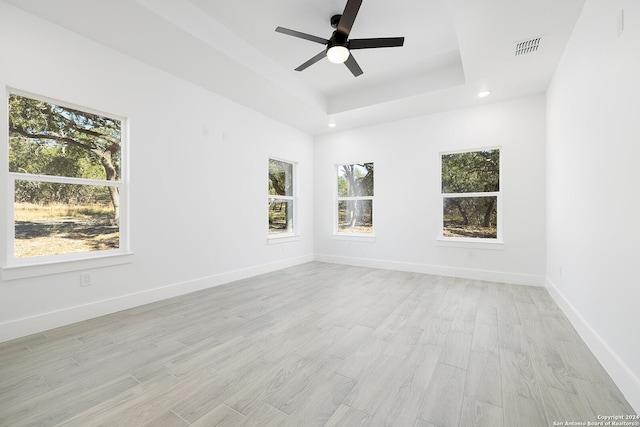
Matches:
[[268, 159, 292, 196], [8, 94, 122, 207], [338, 163, 374, 197], [442, 149, 499, 193]]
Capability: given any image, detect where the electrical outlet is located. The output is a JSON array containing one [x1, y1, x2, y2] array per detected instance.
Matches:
[[80, 272, 92, 287]]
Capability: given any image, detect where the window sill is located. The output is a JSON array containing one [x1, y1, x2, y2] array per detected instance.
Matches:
[[437, 238, 504, 250], [2, 251, 134, 281], [267, 234, 300, 245], [332, 233, 377, 243]]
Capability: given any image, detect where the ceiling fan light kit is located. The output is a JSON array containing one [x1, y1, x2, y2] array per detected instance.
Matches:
[[275, 0, 405, 77], [327, 45, 350, 64]]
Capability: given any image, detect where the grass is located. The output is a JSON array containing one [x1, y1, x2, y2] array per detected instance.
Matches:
[[13, 202, 118, 258], [14, 202, 114, 221]]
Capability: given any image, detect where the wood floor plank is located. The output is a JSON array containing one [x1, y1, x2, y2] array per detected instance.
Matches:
[[369, 384, 424, 426], [398, 343, 442, 391], [324, 404, 371, 427], [0, 381, 87, 427], [262, 355, 342, 415], [233, 403, 289, 427], [498, 321, 525, 353], [459, 397, 503, 427], [418, 362, 466, 427], [471, 322, 499, 355], [284, 372, 356, 426], [500, 348, 540, 401], [539, 385, 588, 424], [16, 375, 139, 427], [515, 301, 539, 320], [325, 324, 374, 359], [465, 350, 502, 407], [57, 371, 183, 426], [0, 262, 633, 426], [527, 340, 576, 394], [342, 354, 402, 415], [497, 289, 522, 326], [475, 303, 498, 327], [222, 353, 304, 414], [419, 316, 452, 347], [144, 410, 190, 427], [503, 391, 549, 427], [439, 330, 472, 369], [383, 325, 424, 361], [166, 369, 238, 423], [190, 403, 245, 427], [334, 337, 388, 381], [543, 316, 583, 344], [554, 341, 619, 386], [573, 378, 636, 420]]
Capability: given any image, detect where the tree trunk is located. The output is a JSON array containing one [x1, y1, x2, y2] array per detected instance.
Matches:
[[99, 151, 119, 224], [452, 199, 469, 225], [483, 198, 496, 228]]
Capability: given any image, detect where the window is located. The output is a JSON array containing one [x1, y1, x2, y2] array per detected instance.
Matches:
[[268, 158, 295, 235], [337, 162, 374, 234], [7, 91, 127, 263], [441, 148, 500, 240]]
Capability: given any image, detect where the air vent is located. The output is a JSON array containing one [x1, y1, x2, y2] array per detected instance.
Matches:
[[514, 36, 543, 56]]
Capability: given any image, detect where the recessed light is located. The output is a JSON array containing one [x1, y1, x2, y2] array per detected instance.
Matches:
[[328, 123, 337, 128], [477, 90, 491, 98]]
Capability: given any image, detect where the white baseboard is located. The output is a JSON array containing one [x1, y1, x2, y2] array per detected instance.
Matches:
[[314, 254, 546, 287], [545, 277, 640, 413], [0, 254, 313, 343]]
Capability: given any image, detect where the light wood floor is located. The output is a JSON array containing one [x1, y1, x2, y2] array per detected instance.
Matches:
[[0, 262, 635, 426]]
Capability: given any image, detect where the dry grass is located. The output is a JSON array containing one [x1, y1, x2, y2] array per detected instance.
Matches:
[[14, 202, 113, 221], [13, 202, 118, 259], [444, 224, 497, 239]]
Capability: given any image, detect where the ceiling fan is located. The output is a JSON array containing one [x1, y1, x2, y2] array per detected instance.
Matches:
[[275, 0, 405, 77]]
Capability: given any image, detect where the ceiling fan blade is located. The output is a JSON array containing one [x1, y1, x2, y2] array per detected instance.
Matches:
[[349, 37, 405, 50], [275, 27, 329, 45], [337, 0, 362, 36], [295, 51, 327, 71], [344, 53, 363, 77]]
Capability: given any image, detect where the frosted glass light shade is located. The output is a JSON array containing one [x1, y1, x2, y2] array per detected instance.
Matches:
[[327, 46, 349, 64]]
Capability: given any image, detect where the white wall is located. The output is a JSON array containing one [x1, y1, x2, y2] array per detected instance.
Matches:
[[546, 0, 640, 411], [0, 3, 314, 342], [314, 95, 547, 286]]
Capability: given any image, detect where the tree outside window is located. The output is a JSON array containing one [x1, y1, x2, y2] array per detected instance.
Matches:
[[441, 149, 500, 239], [337, 163, 374, 234], [268, 158, 294, 235], [8, 92, 126, 260]]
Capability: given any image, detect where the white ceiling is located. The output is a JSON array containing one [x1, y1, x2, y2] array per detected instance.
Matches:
[[4, 0, 585, 135]]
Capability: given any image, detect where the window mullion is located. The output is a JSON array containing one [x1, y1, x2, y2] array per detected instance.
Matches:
[[442, 191, 499, 198], [9, 172, 120, 187]]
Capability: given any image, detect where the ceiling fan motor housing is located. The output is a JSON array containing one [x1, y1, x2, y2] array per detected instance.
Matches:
[[328, 30, 349, 50], [330, 14, 342, 29]]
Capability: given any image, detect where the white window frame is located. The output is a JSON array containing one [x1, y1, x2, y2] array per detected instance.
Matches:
[[3, 88, 132, 280], [334, 162, 375, 239], [267, 157, 298, 242], [439, 147, 503, 247]]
